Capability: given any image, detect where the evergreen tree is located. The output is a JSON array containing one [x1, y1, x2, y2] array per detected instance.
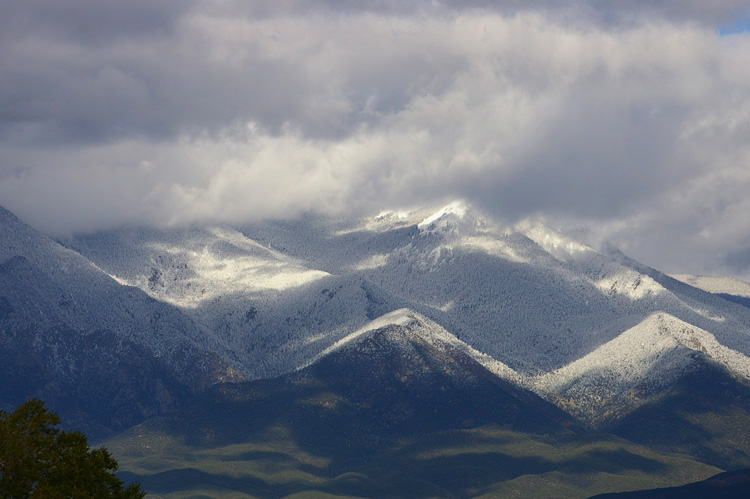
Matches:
[[0, 399, 145, 498]]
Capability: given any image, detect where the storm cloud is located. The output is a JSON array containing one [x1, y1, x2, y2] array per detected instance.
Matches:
[[1, 0, 750, 278]]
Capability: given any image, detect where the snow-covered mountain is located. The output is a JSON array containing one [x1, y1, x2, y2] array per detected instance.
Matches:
[[0, 206, 239, 437], [307, 308, 526, 388], [670, 274, 750, 298], [6, 201, 750, 432], [67, 223, 400, 379], [533, 312, 750, 425]]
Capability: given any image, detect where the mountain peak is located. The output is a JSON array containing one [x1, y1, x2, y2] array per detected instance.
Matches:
[[295, 309, 575, 437], [534, 313, 750, 426], [418, 200, 469, 226], [416, 200, 482, 236], [311, 308, 525, 386]]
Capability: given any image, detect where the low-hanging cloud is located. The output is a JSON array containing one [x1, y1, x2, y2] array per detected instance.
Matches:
[[1, 1, 750, 278]]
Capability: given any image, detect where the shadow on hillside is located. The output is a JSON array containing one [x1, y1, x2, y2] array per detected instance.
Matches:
[[560, 448, 668, 474], [360, 446, 666, 497], [118, 469, 277, 497], [610, 364, 750, 470], [120, 418, 686, 498]]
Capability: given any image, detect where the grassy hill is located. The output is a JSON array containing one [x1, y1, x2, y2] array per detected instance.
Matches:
[[111, 422, 719, 498]]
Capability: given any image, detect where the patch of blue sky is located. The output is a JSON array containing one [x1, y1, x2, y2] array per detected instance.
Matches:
[[717, 11, 750, 35]]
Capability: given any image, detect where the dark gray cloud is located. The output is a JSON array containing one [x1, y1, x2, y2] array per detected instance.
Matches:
[[193, 0, 750, 25], [1, 0, 190, 44], [1, 1, 750, 279]]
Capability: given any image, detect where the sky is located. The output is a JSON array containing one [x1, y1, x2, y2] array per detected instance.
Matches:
[[1, 0, 750, 279]]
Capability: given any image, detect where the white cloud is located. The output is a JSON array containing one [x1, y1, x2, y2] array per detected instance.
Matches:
[[1, 3, 750, 278]]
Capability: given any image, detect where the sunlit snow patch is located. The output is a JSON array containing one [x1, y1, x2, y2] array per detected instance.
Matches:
[[413, 201, 535, 263], [376, 209, 411, 220], [685, 305, 726, 322], [518, 220, 594, 261], [437, 300, 454, 312], [671, 274, 750, 298], [320, 308, 417, 354], [107, 273, 130, 286], [418, 200, 469, 230], [460, 235, 529, 263], [335, 207, 422, 235], [119, 226, 329, 308], [352, 253, 389, 270], [595, 270, 665, 300]]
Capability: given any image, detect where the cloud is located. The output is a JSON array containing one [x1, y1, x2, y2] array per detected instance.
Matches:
[[1, 2, 750, 278]]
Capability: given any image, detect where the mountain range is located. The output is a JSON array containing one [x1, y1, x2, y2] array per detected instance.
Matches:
[[3, 201, 750, 497]]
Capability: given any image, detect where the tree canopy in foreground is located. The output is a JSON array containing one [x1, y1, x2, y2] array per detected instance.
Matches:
[[0, 399, 145, 498]]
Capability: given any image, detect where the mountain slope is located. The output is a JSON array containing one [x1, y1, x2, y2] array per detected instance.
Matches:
[[533, 313, 750, 427], [8, 201, 750, 494], [68, 224, 403, 379], [109, 311, 719, 498], [608, 360, 750, 471], [590, 468, 750, 499], [293, 309, 575, 441], [65, 201, 750, 430], [0, 206, 238, 437]]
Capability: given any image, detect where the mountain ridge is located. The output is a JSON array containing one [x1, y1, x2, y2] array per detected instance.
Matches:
[[0, 205, 239, 437], [5, 201, 750, 442]]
